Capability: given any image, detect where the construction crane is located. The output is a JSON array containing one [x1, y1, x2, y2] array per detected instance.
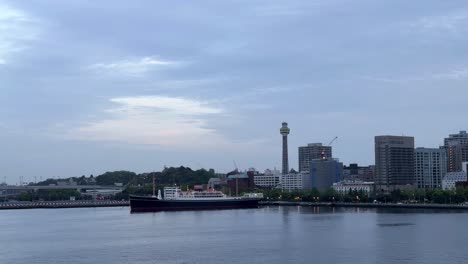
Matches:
[[328, 136, 338, 146]]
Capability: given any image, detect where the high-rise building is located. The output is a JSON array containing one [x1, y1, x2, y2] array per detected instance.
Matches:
[[444, 131, 468, 146], [280, 122, 290, 174], [298, 143, 332, 172], [308, 158, 343, 192], [443, 131, 468, 172], [375, 135, 415, 188], [415, 148, 447, 189]]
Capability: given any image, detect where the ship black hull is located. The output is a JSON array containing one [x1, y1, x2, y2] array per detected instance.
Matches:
[[129, 195, 260, 212]]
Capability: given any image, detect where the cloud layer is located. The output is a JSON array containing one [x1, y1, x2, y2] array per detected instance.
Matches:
[[0, 2, 39, 64], [89, 57, 181, 77], [70, 96, 227, 148], [3, 0, 468, 181]]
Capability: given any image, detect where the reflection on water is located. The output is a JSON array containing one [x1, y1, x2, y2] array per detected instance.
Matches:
[[377, 223, 415, 227], [0, 206, 467, 264]]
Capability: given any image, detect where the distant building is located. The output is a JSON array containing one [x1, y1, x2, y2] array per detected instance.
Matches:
[[375, 135, 415, 188], [57, 178, 77, 186], [444, 131, 468, 172], [207, 178, 226, 189], [281, 172, 308, 192], [254, 169, 281, 189], [343, 164, 374, 182], [309, 158, 343, 192], [444, 130, 468, 146], [332, 180, 375, 197], [226, 171, 254, 194], [298, 143, 332, 172], [442, 171, 467, 190], [415, 148, 447, 189]]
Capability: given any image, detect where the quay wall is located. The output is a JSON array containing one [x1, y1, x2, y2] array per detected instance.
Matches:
[[260, 201, 468, 210], [0, 200, 129, 210]]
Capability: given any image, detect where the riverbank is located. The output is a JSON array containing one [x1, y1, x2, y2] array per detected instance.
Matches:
[[260, 201, 468, 210], [0, 200, 129, 210]]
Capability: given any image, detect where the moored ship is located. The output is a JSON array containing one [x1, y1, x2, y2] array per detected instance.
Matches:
[[130, 186, 262, 212]]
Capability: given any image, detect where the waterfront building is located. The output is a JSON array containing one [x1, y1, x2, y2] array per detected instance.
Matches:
[[443, 131, 468, 172], [253, 169, 281, 188], [375, 135, 415, 188], [343, 164, 375, 181], [309, 158, 343, 192], [332, 180, 375, 196], [415, 147, 447, 189], [227, 172, 254, 194], [442, 171, 467, 190], [281, 172, 308, 192], [280, 122, 290, 175], [298, 143, 332, 172]]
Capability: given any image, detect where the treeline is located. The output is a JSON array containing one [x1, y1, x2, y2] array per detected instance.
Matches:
[[17, 189, 91, 201], [35, 166, 217, 187], [26, 167, 218, 201], [259, 187, 468, 204]]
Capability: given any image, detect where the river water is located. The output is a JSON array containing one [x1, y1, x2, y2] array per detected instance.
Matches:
[[1, 206, 467, 264]]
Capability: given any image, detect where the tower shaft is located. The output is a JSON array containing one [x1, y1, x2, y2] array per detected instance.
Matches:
[[282, 135, 289, 174]]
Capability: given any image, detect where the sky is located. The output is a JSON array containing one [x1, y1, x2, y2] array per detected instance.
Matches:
[[1, 0, 468, 183]]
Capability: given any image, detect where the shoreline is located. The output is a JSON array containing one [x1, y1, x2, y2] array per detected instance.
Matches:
[[260, 201, 468, 210], [3, 200, 468, 211]]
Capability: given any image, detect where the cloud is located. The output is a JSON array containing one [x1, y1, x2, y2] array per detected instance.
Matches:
[[433, 67, 468, 80], [68, 96, 229, 148], [0, 2, 40, 65], [88, 56, 182, 77], [361, 66, 468, 83], [109, 96, 223, 114], [408, 11, 468, 35], [251, 1, 330, 17]]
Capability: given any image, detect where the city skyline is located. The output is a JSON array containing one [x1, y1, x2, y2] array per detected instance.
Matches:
[[2, 0, 468, 182]]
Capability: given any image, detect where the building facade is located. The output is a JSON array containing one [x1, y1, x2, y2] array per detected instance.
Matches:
[[415, 147, 447, 189], [343, 164, 375, 182], [444, 131, 468, 172], [226, 172, 254, 194], [298, 143, 332, 172], [253, 169, 281, 188], [309, 158, 343, 192], [375, 135, 415, 188], [444, 130, 468, 146], [442, 171, 467, 190], [281, 172, 308, 192], [332, 180, 375, 197]]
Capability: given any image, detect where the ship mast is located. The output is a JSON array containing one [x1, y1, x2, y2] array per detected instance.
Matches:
[[152, 174, 156, 197], [236, 175, 238, 197]]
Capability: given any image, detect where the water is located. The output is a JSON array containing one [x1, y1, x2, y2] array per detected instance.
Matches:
[[1, 206, 468, 264]]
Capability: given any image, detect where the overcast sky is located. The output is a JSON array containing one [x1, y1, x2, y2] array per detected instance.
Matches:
[[2, 0, 468, 183]]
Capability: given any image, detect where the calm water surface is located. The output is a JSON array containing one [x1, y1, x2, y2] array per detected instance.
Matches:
[[1, 206, 467, 264]]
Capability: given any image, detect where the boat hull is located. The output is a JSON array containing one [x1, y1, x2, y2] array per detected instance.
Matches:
[[129, 195, 260, 212]]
